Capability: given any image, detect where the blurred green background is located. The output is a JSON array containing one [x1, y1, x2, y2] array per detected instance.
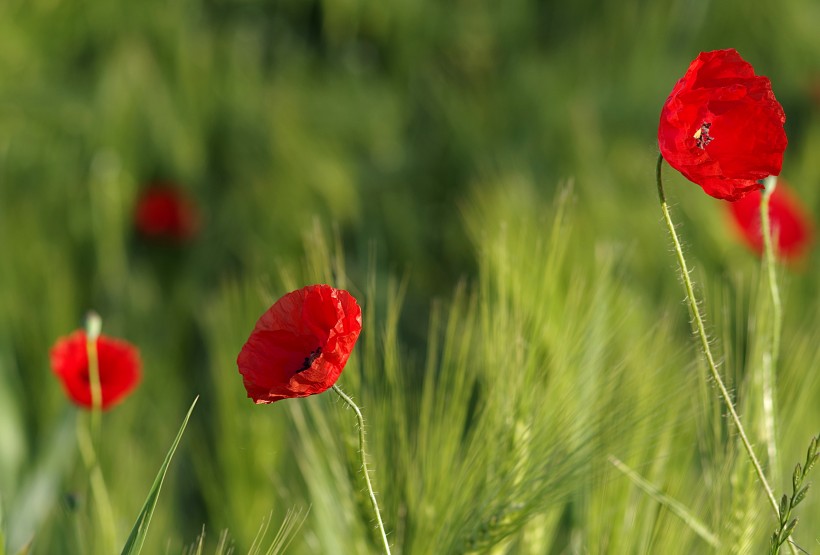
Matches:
[[2, 0, 820, 553]]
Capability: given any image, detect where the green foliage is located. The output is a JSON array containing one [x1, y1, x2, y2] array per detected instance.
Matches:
[[120, 397, 198, 555], [770, 434, 819, 554], [182, 508, 308, 555], [3, 410, 76, 554]]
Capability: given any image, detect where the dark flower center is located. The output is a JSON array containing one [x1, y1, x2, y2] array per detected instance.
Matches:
[[297, 346, 322, 372], [694, 122, 713, 150]]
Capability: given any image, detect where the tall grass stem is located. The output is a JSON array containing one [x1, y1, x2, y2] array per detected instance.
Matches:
[[331, 384, 391, 554]]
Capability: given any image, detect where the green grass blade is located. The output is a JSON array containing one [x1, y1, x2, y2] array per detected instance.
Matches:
[[0, 498, 5, 555], [265, 506, 309, 555], [608, 455, 720, 548], [120, 396, 198, 555]]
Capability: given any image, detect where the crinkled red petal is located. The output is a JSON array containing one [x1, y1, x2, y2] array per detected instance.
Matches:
[[237, 284, 362, 404]]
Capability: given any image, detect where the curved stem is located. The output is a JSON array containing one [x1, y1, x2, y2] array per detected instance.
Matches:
[[655, 154, 780, 516], [759, 180, 798, 555], [759, 178, 782, 368], [760, 178, 782, 480], [332, 384, 391, 554]]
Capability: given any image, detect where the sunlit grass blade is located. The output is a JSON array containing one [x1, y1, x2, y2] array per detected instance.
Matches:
[[264, 507, 309, 555], [120, 396, 198, 555], [214, 530, 230, 553], [249, 509, 308, 555], [608, 455, 720, 548], [248, 513, 272, 555], [182, 527, 205, 555]]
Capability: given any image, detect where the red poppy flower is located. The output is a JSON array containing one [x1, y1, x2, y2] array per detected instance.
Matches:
[[237, 284, 362, 404], [134, 183, 200, 242], [727, 180, 812, 260], [659, 49, 787, 201], [50, 331, 141, 410]]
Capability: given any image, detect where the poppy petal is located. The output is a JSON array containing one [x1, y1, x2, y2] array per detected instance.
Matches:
[[50, 331, 141, 410], [237, 284, 362, 404], [659, 49, 787, 201]]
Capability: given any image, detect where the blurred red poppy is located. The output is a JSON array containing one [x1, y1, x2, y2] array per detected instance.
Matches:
[[727, 180, 812, 260], [50, 331, 141, 410], [237, 284, 362, 404], [659, 49, 787, 201], [134, 183, 200, 242]]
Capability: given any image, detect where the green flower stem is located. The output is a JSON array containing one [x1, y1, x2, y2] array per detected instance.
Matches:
[[759, 180, 798, 555], [332, 384, 391, 555], [759, 177, 782, 371], [760, 177, 782, 476], [76, 418, 117, 554], [86, 312, 103, 439], [655, 154, 781, 518], [761, 352, 777, 477], [80, 314, 117, 554]]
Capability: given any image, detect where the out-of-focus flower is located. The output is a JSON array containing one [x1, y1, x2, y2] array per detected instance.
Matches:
[[134, 183, 200, 242], [727, 179, 812, 260], [50, 331, 141, 410], [237, 284, 362, 404], [659, 49, 787, 201]]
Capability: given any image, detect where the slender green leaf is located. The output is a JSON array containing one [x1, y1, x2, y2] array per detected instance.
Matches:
[[120, 396, 198, 555], [807, 437, 818, 465], [783, 519, 798, 538], [0, 493, 5, 555], [793, 485, 810, 507], [806, 453, 819, 476], [608, 455, 720, 548], [265, 507, 309, 555]]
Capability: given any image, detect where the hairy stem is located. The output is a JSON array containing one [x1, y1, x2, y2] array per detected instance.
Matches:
[[332, 384, 391, 554], [655, 154, 781, 517]]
